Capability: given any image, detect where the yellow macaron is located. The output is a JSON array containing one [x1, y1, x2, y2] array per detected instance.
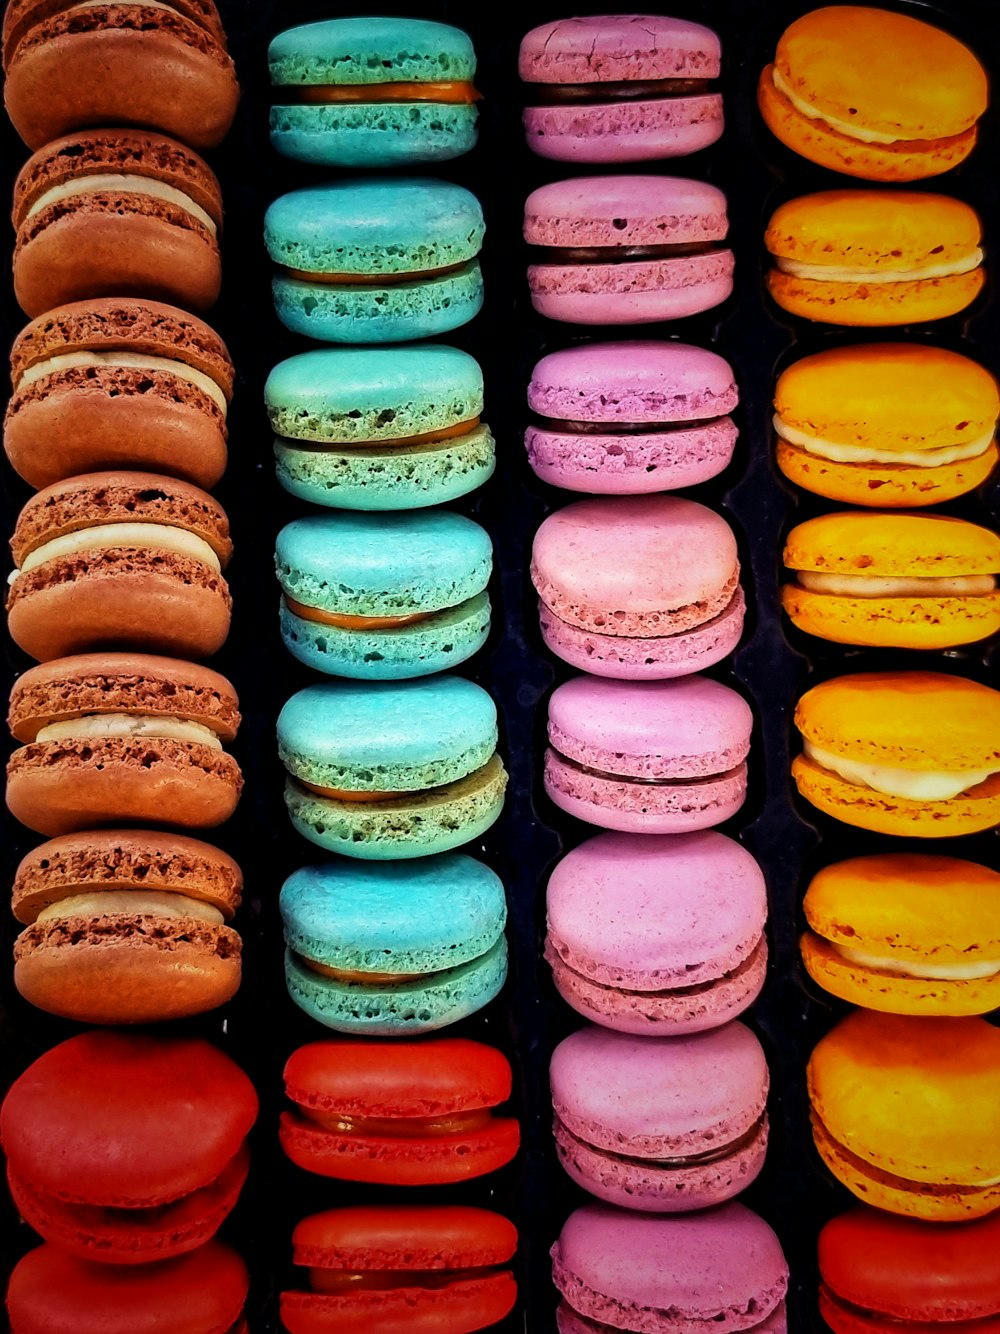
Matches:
[[758, 7, 987, 182], [792, 671, 1000, 838], [801, 854, 1000, 1017], [774, 344, 999, 507], [765, 190, 985, 326]]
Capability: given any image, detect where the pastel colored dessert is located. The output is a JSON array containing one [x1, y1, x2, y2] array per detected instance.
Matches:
[[266, 345, 495, 510], [801, 853, 1000, 1018], [277, 676, 506, 859], [546, 831, 768, 1034], [12, 129, 223, 319], [265, 178, 484, 343], [11, 828, 243, 1025], [807, 1010, 1000, 1221], [269, 17, 479, 166], [551, 1201, 789, 1334], [275, 510, 492, 679], [524, 175, 733, 323], [281, 1206, 517, 1334], [0, 1031, 257, 1262], [550, 1022, 769, 1212], [7, 471, 233, 663], [532, 495, 745, 678], [773, 344, 1000, 507], [7, 1241, 250, 1334], [782, 511, 1000, 649], [519, 14, 722, 163], [526, 340, 738, 493], [7, 652, 243, 836], [819, 1206, 1000, 1334], [792, 671, 1000, 838], [5, 298, 234, 491], [758, 7, 987, 181], [279, 854, 507, 1033], [544, 674, 753, 832], [280, 1037, 520, 1184], [765, 190, 985, 326]]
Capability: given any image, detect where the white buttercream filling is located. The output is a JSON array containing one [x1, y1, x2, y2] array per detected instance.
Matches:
[[775, 250, 983, 283], [35, 714, 223, 749], [12, 523, 221, 581], [834, 942, 1000, 981], [70, 0, 180, 10], [18, 351, 228, 414], [771, 67, 904, 145], [37, 890, 223, 924], [803, 740, 996, 800], [773, 415, 993, 467], [26, 174, 217, 236], [798, 572, 997, 597]]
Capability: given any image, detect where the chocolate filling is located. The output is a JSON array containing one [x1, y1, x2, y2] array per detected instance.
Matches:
[[557, 939, 764, 999], [556, 1112, 766, 1169], [551, 751, 744, 787], [527, 77, 712, 105], [535, 414, 721, 434], [531, 241, 718, 263]]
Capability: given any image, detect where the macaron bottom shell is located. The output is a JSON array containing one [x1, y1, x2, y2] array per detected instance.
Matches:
[[555, 1299, 789, 1334], [269, 102, 479, 167], [766, 268, 985, 327], [528, 254, 734, 325], [281, 1271, 516, 1334], [781, 585, 1000, 650], [776, 438, 1000, 509], [522, 95, 723, 164], [526, 419, 737, 494]]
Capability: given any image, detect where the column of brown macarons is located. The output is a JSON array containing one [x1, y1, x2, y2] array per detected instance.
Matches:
[[757, 5, 1000, 1322], [0, 2, 256, 1328]]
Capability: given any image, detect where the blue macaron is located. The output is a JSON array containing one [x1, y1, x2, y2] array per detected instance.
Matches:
[[264, 178, 485, 343], [279, 853, 507, 1033], [275, 510, 493, 679]]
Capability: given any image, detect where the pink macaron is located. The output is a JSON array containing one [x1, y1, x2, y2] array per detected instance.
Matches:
[[524, 175, 733, 324], [545, 830, 769, 1034], [531, 495, 745, 678], [551, 1201, 789, 1334], [526, 341, 739, 493], [519, 15, 723, 163], [550, 1022, 769, 1212]]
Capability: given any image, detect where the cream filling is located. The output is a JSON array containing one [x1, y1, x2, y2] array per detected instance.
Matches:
[[26, 174, 218, 236], [834, 942, 1000, 982], [70, 0, 181, 10], [775, 250, 983, 283], [773, 415, 993, 467], [35, 713, 223, 749], [798, 572, 997, 597], [803, 740, 997, 800], [18, 351, 228, 414], [13, 523, 221, 580], [771, 67, 904, 145], [36, 890, 223, 925]]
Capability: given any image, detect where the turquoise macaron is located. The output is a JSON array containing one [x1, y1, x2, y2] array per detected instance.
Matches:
[[264, 178, 485, 343], [277, 675, 507, 859], [268, 17, 480, 167], [279, 854, 507, 1033], [265, 346, 495, 510], [275, 510, 493, 679]]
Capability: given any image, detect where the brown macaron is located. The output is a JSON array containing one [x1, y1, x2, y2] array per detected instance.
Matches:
[[7, 652, 243, 836], [12, 128, 223, 319], [5, 298, 234, 490], [12, 828, 243, 1024], [3, 0, 239, 151], [7, 472, 233, 663]]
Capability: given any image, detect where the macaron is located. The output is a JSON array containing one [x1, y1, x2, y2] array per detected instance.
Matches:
[[773, 343, 1000, 508], [550, 1022, 769, 1212], [801, 853, 1000, 1018], [792, 670, 1000, 838], [266, 344, 495, 510], [275, 510, 492, 679], [545, 674, 753, 833], [0, 1030, 258, 1263], [7, 651, 243, 836], [280, 1037, 520, 1185], [280, 1206, 517, 1334], [12, 128, 223, 319], [5, 298, 234, 491], [782, 511, 1000, 649], [546, 831, 768, 1035], [807, 1010, 1000, 1221], [551, 1202, 789, 1334], [519, 14, 723, 163], [277, 676, 506, 859], [526, 340, 739, 493], [7, 471, 233, 663], [531, 495, 745, 678], [524, 174, 734, 323], [765, 189, 985, 326], [264, 178, 484, 343], [279, 854, 507, 1033], [758, 7, 988, 182], [818, 1206, 1000, 1334], [269, 16, 479, 166], [11, 828, 243, 1025]]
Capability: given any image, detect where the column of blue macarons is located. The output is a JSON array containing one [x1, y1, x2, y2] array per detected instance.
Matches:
[[517, 14, 790, 1332]]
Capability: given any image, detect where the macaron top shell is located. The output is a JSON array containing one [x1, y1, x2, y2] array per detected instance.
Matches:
[[524, 175, 728, 248], [519, 14, 720, 83], [269, 16, 475, 85], [784, 511, 1000, 577], [2, 0, 229, 60], [292, 1204, 517, 1270]]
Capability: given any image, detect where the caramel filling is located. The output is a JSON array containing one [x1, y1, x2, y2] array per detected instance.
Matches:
[[283, 597, 433, 630], [282, 261, 468, 285], [281, 416, 481, 452], [300, 1108, 494, 1137], [309, 1264, 504, 1294], [279, 80, 481, 105], [297, 956, 429, 985], [528, 77, 711, 105], [298, 779, 397, 802]]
